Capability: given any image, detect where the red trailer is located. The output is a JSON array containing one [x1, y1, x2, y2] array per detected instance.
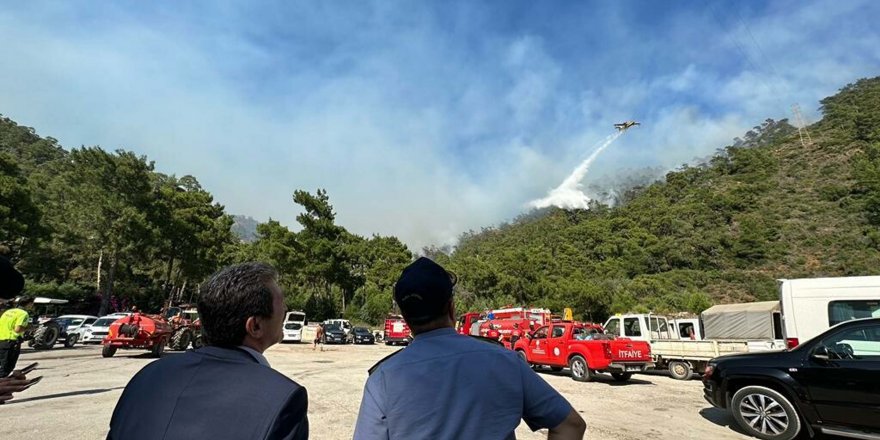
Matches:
[[102, 313, 173, 358]]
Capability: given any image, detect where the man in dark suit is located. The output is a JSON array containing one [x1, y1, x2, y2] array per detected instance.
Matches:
[[108, 262, 308, 440]]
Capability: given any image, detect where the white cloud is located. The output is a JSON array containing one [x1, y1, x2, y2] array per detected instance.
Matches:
[[1, 2, 878, 251]]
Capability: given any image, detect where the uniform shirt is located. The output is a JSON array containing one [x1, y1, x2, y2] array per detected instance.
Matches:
[[354, 327, 573, 440], [0, 308, 30, 341]]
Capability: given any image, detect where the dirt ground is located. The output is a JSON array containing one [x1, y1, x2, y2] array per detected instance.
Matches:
[[1, 340, 759, 440]]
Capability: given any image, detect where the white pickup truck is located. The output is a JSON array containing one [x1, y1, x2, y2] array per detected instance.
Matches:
[[603, 304, 786, 380]]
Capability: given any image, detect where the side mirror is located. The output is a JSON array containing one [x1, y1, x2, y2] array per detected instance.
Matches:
[[812, 346, 830, 361]]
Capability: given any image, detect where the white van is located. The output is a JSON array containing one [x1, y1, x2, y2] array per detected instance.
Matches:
[[780, 276, 880, 348], [283, 311, 307, 342]]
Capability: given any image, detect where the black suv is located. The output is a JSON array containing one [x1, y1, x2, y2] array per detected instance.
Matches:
[[323, 323, 348, 344], [352, 327, 375, 344], [703, 317, 880, 440]]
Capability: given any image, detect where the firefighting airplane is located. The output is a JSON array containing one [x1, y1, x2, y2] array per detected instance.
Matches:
[[613, 121, 640, 131]]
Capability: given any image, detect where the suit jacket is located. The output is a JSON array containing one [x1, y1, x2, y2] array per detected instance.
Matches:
[[108, 346, 308, 440]]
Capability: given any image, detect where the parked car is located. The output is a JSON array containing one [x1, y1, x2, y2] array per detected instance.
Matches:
[[703, 317, 880, 440], [323, 323, 348, 344], [81, 315, 125, 344], [352, 327, 375, 344], [55, 315, 98, 345], [282, 311, 306, 342], [324, 319, 352, 338]]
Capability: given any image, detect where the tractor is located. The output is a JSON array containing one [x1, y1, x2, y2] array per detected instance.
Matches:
[[164, 305, 203, 351], [22, 297, 84, 350]]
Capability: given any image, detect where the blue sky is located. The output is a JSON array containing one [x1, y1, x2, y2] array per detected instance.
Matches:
[[2, 1, 879, 249]]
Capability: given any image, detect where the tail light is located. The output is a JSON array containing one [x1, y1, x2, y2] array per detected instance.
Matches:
[[786, 338, 799, 349], [602, 342, 612, 359]]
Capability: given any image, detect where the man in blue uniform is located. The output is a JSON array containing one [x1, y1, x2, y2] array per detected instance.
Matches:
[[354, 257, 586, 439]]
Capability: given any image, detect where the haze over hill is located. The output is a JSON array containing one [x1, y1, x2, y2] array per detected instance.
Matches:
[[3, 76, 880, 323], [427, 78, 880, 319], [2, 2, 879, 249]]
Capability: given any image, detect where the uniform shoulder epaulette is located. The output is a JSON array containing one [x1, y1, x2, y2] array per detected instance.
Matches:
[[368, 348, 405, 375], [468, 335, 505, 347]]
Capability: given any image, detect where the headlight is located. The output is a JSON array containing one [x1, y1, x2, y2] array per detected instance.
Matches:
[[703, 363, 716, 380]]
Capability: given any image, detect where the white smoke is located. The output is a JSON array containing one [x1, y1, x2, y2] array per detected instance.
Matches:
[[529, 131, 624, 210]]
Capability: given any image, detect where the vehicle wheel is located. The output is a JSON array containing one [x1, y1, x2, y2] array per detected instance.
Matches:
[[569, 355, 592, 382], [150, 339, 166, 358], [192, 334, 204, 349], [550, 366, 564, 372], [170, 329, 193, 351], [385, 341, 392, 346], [731, 386, 801, 440], [668, 361, 693, 380], [64, 333, 79, 348], [102, 345, 117, 358], [33, 324, 61, 349], [611, 372, 632, 382], [516, 350, 529, 364]]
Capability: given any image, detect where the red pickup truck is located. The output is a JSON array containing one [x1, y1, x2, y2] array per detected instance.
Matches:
[[513, 321, 652, 382]]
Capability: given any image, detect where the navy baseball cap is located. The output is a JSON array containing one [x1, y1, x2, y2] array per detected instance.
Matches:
[[0, 256, 25, 299], [393, 257, 456, 325]]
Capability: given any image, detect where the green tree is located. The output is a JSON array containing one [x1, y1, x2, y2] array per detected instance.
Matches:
[[0, 153, 43, 258]]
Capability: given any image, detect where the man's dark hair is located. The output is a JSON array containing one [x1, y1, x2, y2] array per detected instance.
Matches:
[[197, 262, 278, 347]]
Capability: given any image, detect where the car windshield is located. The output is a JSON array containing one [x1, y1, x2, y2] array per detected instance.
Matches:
[[325, 324, 341, 331], [286, 313, 305, 322], [93, 318, 116, 326], [354, 327, 369, 334]]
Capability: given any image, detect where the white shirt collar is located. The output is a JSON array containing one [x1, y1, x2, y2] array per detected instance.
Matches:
[[237, 345, 270, 367]]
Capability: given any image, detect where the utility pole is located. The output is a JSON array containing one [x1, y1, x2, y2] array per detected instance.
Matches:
[[791, 104, 814, 148]]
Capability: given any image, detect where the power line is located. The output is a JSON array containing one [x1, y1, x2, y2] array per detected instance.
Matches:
[[708, 4, 788, 114], [791, 103, 814, 148]]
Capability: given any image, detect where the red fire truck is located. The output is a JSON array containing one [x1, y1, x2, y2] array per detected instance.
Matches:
[[384, 314, 412, 346], [513, 321, 652, 382], [458, 307, 552, 336], [458, 307, 594, 349]]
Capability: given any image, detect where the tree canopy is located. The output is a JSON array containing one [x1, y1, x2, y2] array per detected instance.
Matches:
[[3, 76, 880, 324]]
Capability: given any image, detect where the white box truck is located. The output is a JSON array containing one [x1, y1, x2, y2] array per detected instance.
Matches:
[[779, 275, 880, 348]]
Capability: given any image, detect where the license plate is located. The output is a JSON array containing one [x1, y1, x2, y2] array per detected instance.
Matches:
[[625, 365, 642, 372]]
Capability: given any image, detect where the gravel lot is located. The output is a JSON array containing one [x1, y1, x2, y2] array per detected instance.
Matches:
[[1, 339, 757, 440]]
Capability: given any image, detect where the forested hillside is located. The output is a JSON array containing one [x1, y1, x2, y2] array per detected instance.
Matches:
[[3, 76, 880, 324], [0, 118, 410, 323], [432, 77, 880, 322]]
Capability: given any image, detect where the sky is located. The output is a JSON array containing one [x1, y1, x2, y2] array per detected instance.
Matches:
[[1, 1, 879, 250]]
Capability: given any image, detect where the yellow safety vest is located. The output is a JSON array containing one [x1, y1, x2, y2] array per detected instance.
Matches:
[[0, 308, 30, 341]]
